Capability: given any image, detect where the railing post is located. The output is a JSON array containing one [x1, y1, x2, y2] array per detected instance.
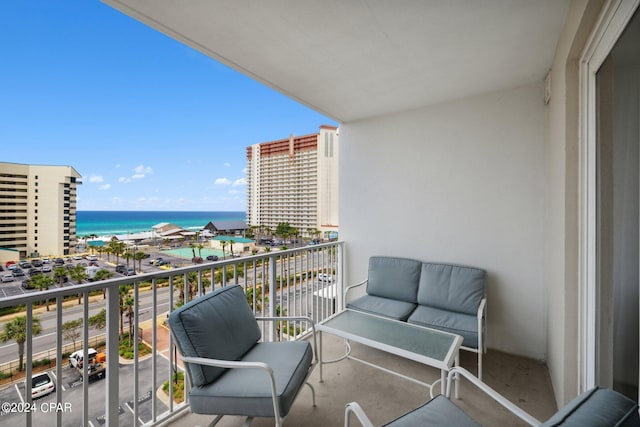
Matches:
[[268, 253, 277, 341], [106, 284, 120, 427], [336, 242, 344, 310]]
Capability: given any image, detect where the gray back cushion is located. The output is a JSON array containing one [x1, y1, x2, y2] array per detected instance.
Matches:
[[367, 256, 422, 303], [168, 285, 261, 387], [417, 263, 486, 315], [541, 386, 640, 426]]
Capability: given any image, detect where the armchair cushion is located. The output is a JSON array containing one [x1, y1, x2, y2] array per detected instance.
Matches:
[[540, 386, 640, 426], [188, 341, 313, 418], [407, 306, 479, 349], [367, 257, 422, 303], [383, 395, 480, 427], [168, 285, 262, 387], [416, 263, 485, 315]]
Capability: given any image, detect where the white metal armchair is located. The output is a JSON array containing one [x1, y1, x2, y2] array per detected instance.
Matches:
[[345, 367, 640, 427], [168, 285, 317, 427]]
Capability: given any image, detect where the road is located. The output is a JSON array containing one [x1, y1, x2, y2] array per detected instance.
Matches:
[[0, 354, 171, 426], [0, 288, 173, 365]]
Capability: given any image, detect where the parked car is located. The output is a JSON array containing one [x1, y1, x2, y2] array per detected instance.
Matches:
[[31, 259, 43, 267], [28, 268, 41, 276], [21, 279, 35, 290], [68, 348, 98, 369], [19, 260, 31, 268], [115, 264, 127, 274], [149, 257, 163, 265], [88, 261, 99, 267], [42, 257, 51, 264], [73, 255, 83, 260], [1, 273, 14, 283], [13, 268, 25, 277], [87, 255, 98, 261], [125, 267, 136, 276], [206, 255, 219, 261], [317, 273, 333, 282], [155, 260, 170, 266], [54, 258, 65, 266], [30, 372, 55, 399], [41, 265, 52, 273]]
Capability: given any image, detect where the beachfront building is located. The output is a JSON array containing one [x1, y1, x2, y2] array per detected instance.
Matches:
[[0, 161, 82, 261], [246, 125, 339, 239], [203, 219, 247, 237]]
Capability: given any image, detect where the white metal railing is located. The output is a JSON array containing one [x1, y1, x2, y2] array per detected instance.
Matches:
[[0, 241, 343, 427]]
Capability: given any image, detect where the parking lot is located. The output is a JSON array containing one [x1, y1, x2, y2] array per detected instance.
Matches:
[[0, 251, 189, 298], [0, 354, 171, 426]]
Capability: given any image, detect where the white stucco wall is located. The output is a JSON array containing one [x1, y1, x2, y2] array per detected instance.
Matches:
[[340, 83, 548, 359]]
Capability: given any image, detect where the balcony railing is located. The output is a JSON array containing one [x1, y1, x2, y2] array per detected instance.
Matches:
[[0, 241, 343, 427]]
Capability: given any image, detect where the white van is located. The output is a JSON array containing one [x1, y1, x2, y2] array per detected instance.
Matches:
[[69, 348, 98, 368]]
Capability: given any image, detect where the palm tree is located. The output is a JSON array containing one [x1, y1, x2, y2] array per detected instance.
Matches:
[[0, 316, 42, 371], [95, 269, 115, 299], [124, 295, 135, 338], [134, 251, 146, 272], [54, 267, 68, 287], [220, 240, 228, 260], [118, 285, 131, 337], [123, 250, 133, 267], [68, 264, 89, 304], [31, 274, 54, 311]]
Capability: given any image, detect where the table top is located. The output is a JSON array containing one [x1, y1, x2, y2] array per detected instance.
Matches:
[[317, 309, 462, 370]]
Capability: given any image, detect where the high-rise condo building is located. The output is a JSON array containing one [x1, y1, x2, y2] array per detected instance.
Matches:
[[0, 162, 82, 260], [246, 125, 339, 239]]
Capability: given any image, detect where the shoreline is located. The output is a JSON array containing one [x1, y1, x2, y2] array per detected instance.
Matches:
[[76, 210, 246, 238]]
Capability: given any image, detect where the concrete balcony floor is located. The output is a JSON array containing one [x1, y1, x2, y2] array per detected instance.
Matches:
[[166, 334, 558, 427]]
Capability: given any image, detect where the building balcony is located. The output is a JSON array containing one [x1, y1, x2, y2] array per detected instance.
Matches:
[[0, 242, 556, 426]]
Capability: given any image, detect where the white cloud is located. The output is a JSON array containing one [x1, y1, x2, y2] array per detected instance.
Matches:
[[99, 184, 111, 190], [132, 174, 145, 180], [118, 177, 131, 184], [215, 178, 231, 185], [224, 162, 231, 168], [232, 178, 246, 187], [134, 164, 153, 175], [88, 175, 104, 183]]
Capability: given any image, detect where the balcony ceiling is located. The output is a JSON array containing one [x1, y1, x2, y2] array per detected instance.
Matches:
[[104, 0, 570, 122]]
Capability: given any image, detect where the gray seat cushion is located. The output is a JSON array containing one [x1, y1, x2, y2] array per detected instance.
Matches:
[[417, 263, 485, 315], [541, 387, 640, 426], [188, 341, 313, 418], [367, 256, 422, 303], [383, 395, 480, 427], [168, 285, 261, 387], [408, 305, 478, 348], [347, 294, 417, 321]]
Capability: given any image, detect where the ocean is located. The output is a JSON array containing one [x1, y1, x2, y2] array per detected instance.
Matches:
[[76, 211, 246, 237]]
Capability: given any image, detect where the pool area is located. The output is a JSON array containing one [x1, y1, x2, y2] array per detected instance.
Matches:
[[162, 247, 225, 260]]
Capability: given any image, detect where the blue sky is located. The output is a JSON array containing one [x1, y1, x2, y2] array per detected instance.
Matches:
[[0, 1, 337, 212]]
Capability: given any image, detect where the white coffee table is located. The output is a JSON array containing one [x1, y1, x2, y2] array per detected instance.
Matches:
[[317, 309, 462, 396]]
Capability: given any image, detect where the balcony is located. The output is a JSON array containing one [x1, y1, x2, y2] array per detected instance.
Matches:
[[0, 242, 556, 426]]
